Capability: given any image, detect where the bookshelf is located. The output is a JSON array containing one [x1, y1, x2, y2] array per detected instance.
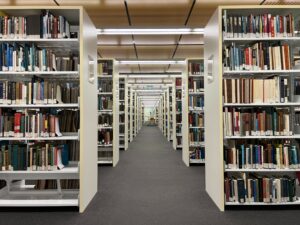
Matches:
[[182, 59, 205, 166], [205, 5, 300, 211], [129, 86, 134, 142], [134, 90, 137, 137], [172, 78, 177, 149], [142, 105, 145, 126], [124, 78, 129, 150], [119, 77, 126, 150], [0, 6, 97, 212], [169, 85, 174, 142], [97, 59, 119, 167], [174, 77, 183, 149], [163, 90, 167, 138]]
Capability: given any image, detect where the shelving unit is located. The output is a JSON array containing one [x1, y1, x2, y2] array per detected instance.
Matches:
[[169, 85, 174, 141], [124, 78, 129, 150], [174, 77, 183, 149], [129, 86, 134, 142], [182, 59, 205, 166], [97, 59, 119, 167], [119, 77, 126, 150], [205, 5, 300, 211], [0, 6, 97, 212]]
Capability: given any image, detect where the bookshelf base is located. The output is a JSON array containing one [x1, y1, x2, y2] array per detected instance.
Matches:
[[97, 160, 113, 164], [225, 201, 300, 206], [190, 159, 205, 164], [0, 199, 78, 207]]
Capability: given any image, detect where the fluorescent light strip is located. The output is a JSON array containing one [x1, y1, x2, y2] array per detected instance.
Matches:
[[119, 60, 185, 65], [97, 28, 204, 35]]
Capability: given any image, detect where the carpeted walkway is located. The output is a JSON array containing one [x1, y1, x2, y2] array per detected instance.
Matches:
[[0, 126, 300, 225]]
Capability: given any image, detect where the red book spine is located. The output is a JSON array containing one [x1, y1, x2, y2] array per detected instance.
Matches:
[[271, 16, 275, 37], [279, 16, 283, 34]]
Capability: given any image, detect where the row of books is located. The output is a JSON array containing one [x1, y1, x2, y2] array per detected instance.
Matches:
[[176, 136, 182, 146], [98, 80, 112, 93], [189, 96, 204, 108], [0, 143, 69, 171], [225, 143, 299, 169], [189, 129, 204, 143], [176, 91, 182, 99], [176, 114, 182, 123], [176, 102, 182, 112], [189, 112, 204, 127], [35, 179, 79, 190], [0, 111, 65, 138], [98, 130, 112, 145], [98, 114, 112, 126], [0, 10, 72, 39], [223, 108, 292, 137], [98, 151, 112, 160], [188, 61, 204, 75], [224, 173, 297, 203], [98, 96, 113, 110], [0, 80, 79, 105], [188, 78, 204, 93], [98, 60, 113, 75], [223, 11, 295, 38], [175, 78, 182, 87], [223, 42, 291, 71], [190, 147, 205, 160], [58, 110, 79, 133], [0, 43, 78, 72], [223, 77, 289, 104]]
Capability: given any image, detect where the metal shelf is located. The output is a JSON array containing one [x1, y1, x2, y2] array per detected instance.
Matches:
[[0, 103, 79, 108]]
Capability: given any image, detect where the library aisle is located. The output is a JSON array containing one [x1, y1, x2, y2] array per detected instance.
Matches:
[[0, 126, 300, 225]]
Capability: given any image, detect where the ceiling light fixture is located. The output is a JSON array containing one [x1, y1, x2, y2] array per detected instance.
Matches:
[[118, 60, 185, 65], [97, 28, 204, 35]]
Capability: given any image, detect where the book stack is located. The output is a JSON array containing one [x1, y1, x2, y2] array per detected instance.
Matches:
[[98, 80, 113, 93], [0, 43, 78, 72], [225, 142, 299, 170], [189, 95, 204, 110], [223, 78, 289, 104], [97, 59, 118, 165], [224, 173, 296, 203], [98, 96, 113, 111], [188, 61, 204, 75], [223, 42, 291, 71], [0, 10, 72, 39], [189, 112, 204, 127], [188, 78, 204, 93], [208, 8, 300, 208], [185, 60, 205, 164], [0, 142, 71, 171], [223, 107, 292, 137], [223, 12, 294, 38], [98, 60, 113, 75]]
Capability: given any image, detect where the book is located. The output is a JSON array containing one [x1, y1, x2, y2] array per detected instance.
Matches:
[[225, 173, 296, 203], [223, 41, 291, 71], [225, 141, 299, 169], [223, 107, 292, 137], [222, 11, 294, 38], [223, 77, 289, 104]]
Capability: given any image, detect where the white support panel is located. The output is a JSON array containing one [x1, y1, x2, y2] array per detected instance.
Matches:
[[80, 7, 98, 213], [113, 60, 120, 167], [182, 62, 189, 167], [204, 8, 224, 211]]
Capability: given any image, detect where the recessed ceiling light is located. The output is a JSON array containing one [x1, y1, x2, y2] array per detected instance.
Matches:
[[97, 28, 204, 35]]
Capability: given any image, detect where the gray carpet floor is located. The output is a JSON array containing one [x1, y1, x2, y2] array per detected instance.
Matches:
[[0, 126, 300, 225]]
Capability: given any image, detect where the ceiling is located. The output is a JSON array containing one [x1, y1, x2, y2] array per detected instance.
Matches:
[[0, 0, 295, 74]]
